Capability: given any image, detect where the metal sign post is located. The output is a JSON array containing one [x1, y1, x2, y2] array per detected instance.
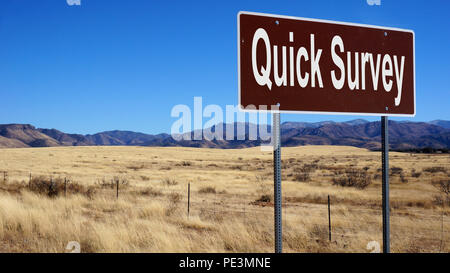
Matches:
[[381, 116, 390, 253], [273, 112, 282, 253]]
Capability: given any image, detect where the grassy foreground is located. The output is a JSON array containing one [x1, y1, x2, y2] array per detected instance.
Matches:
[[0, 145, 448, 252]]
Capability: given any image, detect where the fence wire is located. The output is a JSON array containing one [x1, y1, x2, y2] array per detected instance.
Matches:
[[0, 172, 448, 252]]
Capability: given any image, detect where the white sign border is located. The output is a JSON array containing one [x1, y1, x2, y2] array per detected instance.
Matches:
[[237, 11, 416, 117]]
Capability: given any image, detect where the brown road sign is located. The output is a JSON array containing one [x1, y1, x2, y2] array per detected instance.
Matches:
[[238, 11, 415, 116]]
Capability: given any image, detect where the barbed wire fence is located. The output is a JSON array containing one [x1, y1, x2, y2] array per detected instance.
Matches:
[[0, 171, 448, 253]]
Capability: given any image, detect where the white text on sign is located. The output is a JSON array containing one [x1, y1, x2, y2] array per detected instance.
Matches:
[[251, 29, 406, 106]]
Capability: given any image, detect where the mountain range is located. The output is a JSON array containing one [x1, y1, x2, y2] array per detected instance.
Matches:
[[0, 119, 449, 151]]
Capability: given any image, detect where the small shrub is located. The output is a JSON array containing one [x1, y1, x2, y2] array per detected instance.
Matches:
[[308, 224, 329, 241], [199, 186, 216, 194], [256, 194, 271, 203], [423, 166, 446, 173], [97, 178, 115, 189], [29, 176, 64, 197], [181, 161, 192, 166], [432, 195, 447, 206], [294, 172, 310, 182], [169, 192, 182, 203], [411, 169, 421, 178], [300, 163, 319, 173], [127, 164, 145, 171], [139, 187, 163, 197], [292, 163, 319, 182], [163, 178, 178, 186], [140, 175, 150, 181], [432, 180, 450, 196], [432, 180, 450, 207], [230, 165, 243, 171], [84, 187, 96, 199], [97, 177, 128, 189], [1, 171, 8, 182], [399, 174, 408, 183], [390, 167, 403, 176], [332, 168, 371, 189], [166, 192, 182, 216], [29, 176, 93, 198]]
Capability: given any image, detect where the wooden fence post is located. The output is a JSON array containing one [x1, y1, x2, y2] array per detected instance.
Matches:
[[187, 183, 190, 218], [116, 179, 119, 199]]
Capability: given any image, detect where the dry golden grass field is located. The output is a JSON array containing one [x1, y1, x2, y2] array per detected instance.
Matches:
[[0, 145, 449, 253]]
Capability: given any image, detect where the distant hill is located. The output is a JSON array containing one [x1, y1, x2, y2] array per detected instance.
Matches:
[[0, 120, 449, 151], [37, 128, 93, 146], [280, 121, 449, 150], [429, 120, 450, 129], [84, 130, 170, 146], [280, 119, 369, 130], [0, 124, 60, 147]]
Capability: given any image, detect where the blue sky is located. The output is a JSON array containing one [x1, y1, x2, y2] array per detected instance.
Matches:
[[0, 0, 449, 134]]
